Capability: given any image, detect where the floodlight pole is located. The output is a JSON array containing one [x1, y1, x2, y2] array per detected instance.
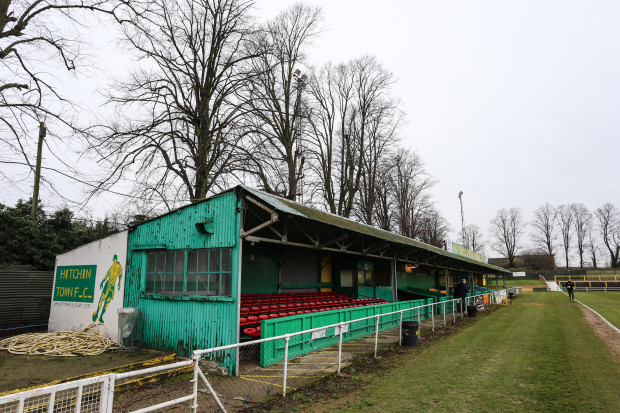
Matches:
[[458, 191, 465, 246], [293, 69, 307, 203]]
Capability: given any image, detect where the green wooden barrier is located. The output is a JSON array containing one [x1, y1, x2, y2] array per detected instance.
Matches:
[[260, 299, 426, 367]]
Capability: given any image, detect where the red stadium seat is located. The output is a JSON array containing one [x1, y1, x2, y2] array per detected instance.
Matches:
[[243, 327, 259, 337]]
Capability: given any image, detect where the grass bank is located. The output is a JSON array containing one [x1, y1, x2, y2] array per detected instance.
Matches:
[[252, 292, 620, 412]]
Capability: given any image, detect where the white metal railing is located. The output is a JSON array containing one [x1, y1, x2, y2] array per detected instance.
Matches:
[[574, 286, 620, 292], [0, 374, 116, 413], [0, 288, 519, 413]]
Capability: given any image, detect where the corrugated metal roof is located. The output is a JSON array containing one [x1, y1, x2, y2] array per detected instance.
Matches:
[[238, 185, 510, 274]]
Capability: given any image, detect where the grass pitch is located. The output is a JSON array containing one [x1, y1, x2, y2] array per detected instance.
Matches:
[[257, 292, 620, 412], [573, 291, 620, 329]]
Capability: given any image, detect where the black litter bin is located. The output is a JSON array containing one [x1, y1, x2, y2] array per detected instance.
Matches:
[[508, 292, 514, 300], [401, 321, 420, 346], [467, 305, 477, 317]]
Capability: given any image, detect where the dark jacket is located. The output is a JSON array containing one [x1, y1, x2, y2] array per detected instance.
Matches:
[[565, 281, 575, 291], [455, 281, 470, 298]]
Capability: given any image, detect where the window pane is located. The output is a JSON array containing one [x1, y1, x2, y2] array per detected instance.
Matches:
[[147, 252, 156, 272], [209, 250, 220, 272], [175, 251, 184, 273], [145, 273, 155, 293], [154, 272, 164, 293], [165, 251, 175, 272], [170, 273, 184, 296], [188, 250, 197, 273], [198, 250, 209, 272], [222, 249, 232, 271], [221, 273, 232, 296], [197, 274, 209, 296], [156, 252, 166, 272], [186, 272, 197, 295], [209, 273, 220, 295]]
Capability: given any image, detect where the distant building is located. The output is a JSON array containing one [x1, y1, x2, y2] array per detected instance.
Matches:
[[488, 254, 556, 270]]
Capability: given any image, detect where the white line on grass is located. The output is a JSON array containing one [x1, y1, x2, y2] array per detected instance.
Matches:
[[561, 291, 620, 334]]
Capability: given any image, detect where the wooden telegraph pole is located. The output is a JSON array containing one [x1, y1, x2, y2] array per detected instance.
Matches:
[[31, 121, 46, 223]]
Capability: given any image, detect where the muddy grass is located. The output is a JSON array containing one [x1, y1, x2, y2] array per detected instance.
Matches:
[[579, 305, 620, 363], [0, 348, 171, 393]]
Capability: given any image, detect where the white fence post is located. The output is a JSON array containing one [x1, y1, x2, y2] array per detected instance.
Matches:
[[452, 299, 456, 323], [337, 323, 344, 373], [399, 311, 403, 346], [75, 385, 83, 413], [47, 391, 56, 413], [442, 302, 446, 327], [374, 315, 380, 358], [192, 357, 199, 413], [283, 335, 290, 397], [104, 375, 115, 413], [431, 303, 435, 331]]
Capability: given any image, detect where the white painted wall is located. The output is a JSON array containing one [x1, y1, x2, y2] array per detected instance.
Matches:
[[48, 231, 128, 342]]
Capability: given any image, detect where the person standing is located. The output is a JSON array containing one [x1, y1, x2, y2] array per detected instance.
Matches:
[[565, 278, 576, 302], [454, 278, 470, 313]]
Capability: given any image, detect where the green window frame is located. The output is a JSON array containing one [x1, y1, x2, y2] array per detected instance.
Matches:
[[145, 248, 232, 297]]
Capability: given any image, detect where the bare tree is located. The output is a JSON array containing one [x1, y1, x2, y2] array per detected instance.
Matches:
[[352, 58, 401, 225], [373, 158, 393, 231], [306, 61, 359, 216], [389, 148, 435, 238], [458, 224, 485, 253], [556, 204, 574, 268], [307, 56, 400, 223], [585, 226, 600, 269], [89, 0, 255, 208], [1, 0, 116, 199], [530, 203, 557, 255], [595, 203, 620, 268], [572, 203, 592, 268], [418, 207, 450, 248], [240, 3, 322, 200], [489, 208, 526, 268]]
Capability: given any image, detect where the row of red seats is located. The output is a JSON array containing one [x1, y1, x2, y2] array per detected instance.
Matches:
[[241, 293, 349, 306], [241, 292, 348, 298], [240, 293, 387, 338], [241, 298, 387, 317], [240, 304, 371, 326], [241, 299, 357, 315]]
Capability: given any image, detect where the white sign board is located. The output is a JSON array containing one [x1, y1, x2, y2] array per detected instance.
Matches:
[[512, 272, 526, 277], [48, 231, 128, 342]]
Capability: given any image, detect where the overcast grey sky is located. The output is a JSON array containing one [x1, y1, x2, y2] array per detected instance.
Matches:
[[3, 0, 619, 259]]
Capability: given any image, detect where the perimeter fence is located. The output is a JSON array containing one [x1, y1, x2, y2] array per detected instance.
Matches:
[[0, 288, 521, 413]]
